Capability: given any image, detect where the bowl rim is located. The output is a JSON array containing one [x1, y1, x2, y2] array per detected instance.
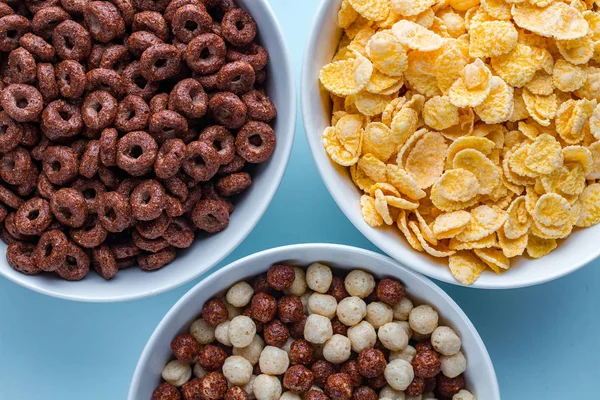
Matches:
[[0, 0, 297, 303], [300, 0, 598, 290], [128, 243, 500, 400]]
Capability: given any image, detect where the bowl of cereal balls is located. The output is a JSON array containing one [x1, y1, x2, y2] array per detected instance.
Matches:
[[301, 0, 600, 288], [128, 244, 499, 400], [0, 0, 295, 301]]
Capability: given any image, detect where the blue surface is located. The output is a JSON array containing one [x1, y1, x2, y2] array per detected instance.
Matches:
[[0, 1, 598, 398]]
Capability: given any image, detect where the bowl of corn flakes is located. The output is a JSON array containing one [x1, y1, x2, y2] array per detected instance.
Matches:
[[301, 0, 600, 288]]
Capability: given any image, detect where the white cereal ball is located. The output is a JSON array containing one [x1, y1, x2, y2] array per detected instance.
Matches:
[[280, 391, 302, 400], [440, 351, 467, 378], [347, 321, 377, 353], [306, 263, 333, 293], [300, 290, 313, 314], [229, 315, 257, 348], [226, 302, 243, 319], [227, 281, 254, 307], [193, 362, 206, 378], [259, 345, 290, 375], [233, 334, 265, 365], [379, 385, 406, 400], [308, 293, 338, 318], [397, 321, 413, 338], [304, 314, 333, 344], [389, 345, 416, 363], [336, 296, 367, 326], [284, 267, 307, 296], [344, 270, 375, 298], [223, 355, 253, 385], [452, 390, 475, 400], [243, 375, 257, 399], [323, 334, 352, 364], [378, 322, 409, 351], [215, 321, 232, 347], [384, 359, 414, 391], [162, 360, 192, 387], [408, 305, 439, 335], [189, 318, 215, 344], [254, 374, 282, 400], [366, 302, 393, 328], [431, 326, 462, 356], [392, 297, 414, 321]]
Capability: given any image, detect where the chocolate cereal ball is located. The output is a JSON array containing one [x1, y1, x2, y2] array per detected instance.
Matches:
[[152, 382, 181, 400], [171, 333, 201, 364], [375, 278, 405, 306], [267, 264, 295, 291], [325, 373, 353, 400], [202, 298, 229, 327]]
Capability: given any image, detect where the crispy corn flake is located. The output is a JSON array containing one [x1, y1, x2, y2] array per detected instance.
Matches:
[[435, 169, 481, 202], [386, 195, 420, 209], [338, 0, 360, 28], [509, 88, 530, 121], [497, 228, 528, 258], [374, 189, 394, 224], [446, 136, 496, 169], [409, 221, 456, 257], [323, 127, 361, 166], [524, 134, 563, 174], [534, 193, 571, 227], [448, 251, 488, 285], [362, 122, 396, 161], [398, 210, 424, 251], [369, 182, 402, 197], [481, 0, 512, 19], [452, 149, 500, 195], [526, 234, 557, 258], [511, 2, 589, 40], [435, 46, 469, 93], [405, 51, 442, 97], [469, 21, 518, 58], [522, 89, 557, 126], [474, 76, 515, 124], [391, 0, 437, 17], [563, 145, 593, 174], [431, 179, 481, 212], [556, 36, 594, 65], [576, 183, 600, 227], [355, 91, 392, 116], [405, 131, 448, 189], [415, 210, 438, 244], [432, 211, 472, 239], [449, 233, 498, 251], [320, 57, 373, 96], [361, 195, 384, 227], [491, 44, 541, 88], [392, 20, 445, 51], [348, 0, 391, 21], [556, 99, 596, 144], [455, 205, 507, 242], [587, 141, 600, 179], [366, 31, 408, 77], [387, 164, 427, 200], [574, 66, 600, 102], [449, 59, 493, 107], [474, 248, 511, 273], [504, 196, 532, 238], [358, 153, 388, 182], [525, 71, 554, 96], [423, 96, 460, 130], [397, 128, 428, 166], [366, 70, 403, 94], [531, 219, 573, 240], [351, 163, 376, 192], [391, 107, 420, 146]]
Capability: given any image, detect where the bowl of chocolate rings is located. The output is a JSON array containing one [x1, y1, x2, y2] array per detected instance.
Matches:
[[302, 0, 600, 288], [128, 244, 499, 400], [0, 0, 295, 301]]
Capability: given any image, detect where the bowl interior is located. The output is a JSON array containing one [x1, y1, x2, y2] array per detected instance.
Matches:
[[128, 244, 500, 400], [300, 0, 600, 289], [0, 0, 296, 302]]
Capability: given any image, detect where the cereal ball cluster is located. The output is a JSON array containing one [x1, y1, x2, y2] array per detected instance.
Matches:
[[319, 0, 600, 285], [154, 263, 475, 400], [0, 0, 276, 281]]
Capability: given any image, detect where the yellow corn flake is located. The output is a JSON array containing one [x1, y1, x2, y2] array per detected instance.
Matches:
[[531, 218, 573, 239], [348, 0, 391, 21], [522, 89, 557, 126], [504, 196, 532, 238], [386, 195, 420, 209], [449, 59, 493, 108], [431, 180, 482, 211], [526, 234, 557, 258], [556, 99, 596, 144], [391, 0, 437, 17], [415, 210, 438, 245], [449, 233, 498, 250], [398, 210, 424, 251], [474, 248, 511, 273], [517, 121, 540, 140], [435, 46, 469, 94], [361, 122, 395, 161], [556, 36, 594, 65], [369, 182, 402, 197], [374, 189, 394, 225], [355, 91, 392, 116], [509, 88, 530, 121], [533, 193, 571, 227], [323, 127, 361, 166], [474, 76, 515, 124], [452, 149, 500, 195], [470, 21, 519, 58], [358, 153, 388, 182], [576, 183, 600, 227], [552, 60, 586, 93], [437, 9, 467, 38], [366, 31, 408, 77], [391, 107, 420, 147], [409, 220, 456, 257], [490, 44, 540, 88], [336, 114, 364, 152], [422, 96, 460, 130], [524, 71, 554, 96], [435, 169, 481, 202], [386, 164, 427, 200], [574, 66, 600, 102], [480, 0, 512, 19], [511, 2, 589, 40], [586, 141, 600, 179], [465, 6, 494, 30], [448, 251, 487, 285], [409, 8, 435, 28], [445, 137, 494, 168], [524, 134, 563, 174], [497, 228, 528, 257], [563, 145, 593, 174], [451, 0, 481, 11], [509, 144, 537, 178], [590, 103, 600, 140], [381, 97, 406, 126], [405, 51, 442, 97], [361, 195, 384, 227], [338, 0, 360, 28], [392, 20, 445, 51], [455, 205, 507, 241], [397, 128, 428, 166], [320, 56, 373, 96], [432, 211, 472, 239], [405, 131, 448, 189], [366, 70, 403, 94], [350, 163, 376, 192]]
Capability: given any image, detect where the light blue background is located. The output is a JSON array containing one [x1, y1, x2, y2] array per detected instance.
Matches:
[[0, 1, 598, 398]]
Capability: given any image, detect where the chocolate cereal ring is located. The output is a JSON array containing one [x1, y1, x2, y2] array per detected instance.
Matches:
[[199, 125, 235, 165], [108, 0, 136, 26], [14, 197, 52, 236], [140, 44, 181, 82], [97, 165, 120, 189], [0, 4, 13, 18], [125, 30, 163, 58], [149, 110, 188, 143], [218, 154, 245, 175], [34, 229, 69, 272], [7, 242, 39, 275], [0, 184, 24, 210], [217, 61, 255, 95], [168, 78, 208, 119], [115, 95, 150, 132], [71, 177, 105, 212], [112, 241, 141, 259], [116, 177, 141, 197], [81, 90, 118, 130], [14, 165, 39, 198], [92, 244, 118, 280], [60, 0, 89, 14], [201, 181, 234, 213], [56, 242, 90, 281], [132, 0, 170, 12], [5, 48, 37, 85], [243, 90, 276, 122], [133, 229, 169, 252], [227, 43, 268, 71], [79, 140, 101, 178], [70, 214, 108, 248], [236, 121, 276, 163], [185, 33, 226, 74], [203, 0, 236, 20], [208, 92, 247, 129], [36, 172, 56, 200], [31, 7, 70, 40], [99, 127, 118, 166], [37, 63, 59, 103], [164, 0, 202, 23], [132, 11, 169, 41], [165, 194, 184, 217], [99, 44, 131, 74], [195, 71, 219, 91], [18, 33, 55, 62], [164, 217, 194, 248], [172, 4, 212, 44], [138, 245, 176, 271], [0, 111, 23, 153], [20, 123, 40, 148], [122, 61, 160, 101], [130, 179, 166, 221], [154, 138, 186, 179], [25, 0, 60, 14], [221, 8, 256, 47], [50, 187, 88, 228], [88, 44, 108, 70], [0, 15, 30, 52], [149, 93, 169, 113], [4, 213, 34, 242], [0, 84, 43, 122], [161, 175, 188, 201], [52, 20, 92, 61], [97, 191, 131, 232], [70, 139, 89, 158], [86, 68, 125, 98], [116, 130, 158, 176], [183, 140, 219, 182], [216, 172, 250, 197], [181, 184, 202, 213], [136, 211, 169, 239], [55, 60, 87, 99], [42, 146, 79, 185], [255, 69, 267, 86], [192, 199, 229, 233], [41, 100, 83, 140], [84, 1, 126, 43], [0, 146, 33, 185]]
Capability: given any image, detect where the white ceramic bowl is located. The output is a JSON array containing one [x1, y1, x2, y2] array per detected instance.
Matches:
[[128, 244, 500, 400], [301, 0, 600, 289], [0, 0, 296, 302]]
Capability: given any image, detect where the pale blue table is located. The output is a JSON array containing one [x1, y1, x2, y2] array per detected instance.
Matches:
[[0, 1, 598, 398]]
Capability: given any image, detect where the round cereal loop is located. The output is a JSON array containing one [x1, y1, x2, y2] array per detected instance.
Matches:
[[42, 146, 79, 185], [99, 44, 131, 74], [132, 11, 169, 42], [50, 188, 88, 228], [140, 43, 181, 81], [283, 365, 314, 394], [149, 93, 169, 114], [52, 20, 91, 61], [126, 30, 163, 58], [322, 334, 351, 364], [133, 229, 169, 252], [164, 217, 195, 248], [122, 61, 160, 101], [14, 197, 51, 236], [5, 48, 37, 85], [344, 270, 375, 299], [132, 0, 170, 12], [235, 121, 276, 164], [242, 90, 276, 122], [172, 4, 213, 43], [41, 100, 83, 140], [227, 43, 269, 72], [0, 146, 32, 186], [55, 60, 87, 99], [115, 95, 150, 133], [0, 15, 30, 52], [440, 351, 466, 379], [130, 179, 166, 221], [223, 355, 253, 386], [305, 262, 333, 294], [37, 63, 59, 103], [0, 84, 43, 123], [304, 314, 333, 345], [91, 244, 117, 280], [25, 0, 60, 13], [347, 321, 376, 353], [384, 359, 414, 391], [99, 127, 118, 167], [209, 92, 248, 129], [0, 112, 23, 153], [0, 3, 12, 17], [149, 110, 189, 143], [138, 246, 176, 271], [254, 374, 282, 400], [378, 322, 409, 352], [221, 8, 256, 47], [217, 61, 256, 95], [117, 131, 158, 176], [71, 178, 105, 213], [195, 71, 219, 91], [19, 33, 56, 62], [365, 302, 393, 329], [199, 125, 236, 165], [70, 213, 108, 248], [97, 191, 131, 232], [7, 242, 39, 275], [408, 305, 439, 335], [154, 139, 186, 179], [162, 360, 192, 387], [185, 33, 226, 74], [184, 140, 220, 182], [151, 382, 180, 400], [226, 281, 254, 307], [168, 78, 208, 119], [84, 1, 125, 43], [31, 6, 70, 39], [56, 242, 90, 281], [336, 296, 367, 326], [19, 123, 39, 148], [86, 68, 125, 98], [81, 90, 118, 130]]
